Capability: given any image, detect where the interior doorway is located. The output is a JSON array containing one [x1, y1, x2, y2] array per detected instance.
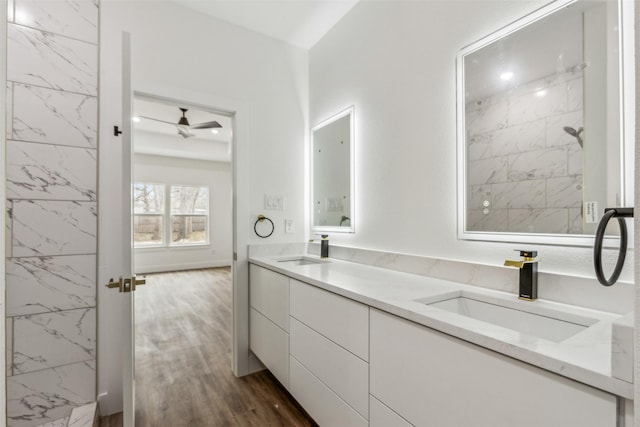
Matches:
[[131, 95, 234, 422]]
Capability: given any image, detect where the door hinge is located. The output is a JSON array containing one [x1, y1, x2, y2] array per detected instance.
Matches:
[[105, 275, 146, 292]]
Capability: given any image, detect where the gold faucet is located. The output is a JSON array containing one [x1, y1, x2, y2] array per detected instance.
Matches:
[[504, 250, 538, 301]]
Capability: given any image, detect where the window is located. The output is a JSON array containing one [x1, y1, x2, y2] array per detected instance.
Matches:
[[133, 183, 210, 248], [133, 183, 165, 246], [170, 185, 209, 245]]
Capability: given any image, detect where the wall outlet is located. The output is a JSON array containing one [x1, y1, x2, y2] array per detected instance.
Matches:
[[265, 194, 284, 210], [285, 219, 294, 234]]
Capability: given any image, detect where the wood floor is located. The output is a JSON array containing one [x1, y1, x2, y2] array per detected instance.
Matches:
[[100, 267, 315, 427]]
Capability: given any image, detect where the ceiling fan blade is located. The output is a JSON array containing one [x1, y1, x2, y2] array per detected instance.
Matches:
[[190, 120, 222, 129], [176, 125, 195, 138], [138, 115, 176, 126]]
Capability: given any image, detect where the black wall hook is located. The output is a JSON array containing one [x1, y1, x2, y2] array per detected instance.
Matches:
[[114, 126, 122, 136]]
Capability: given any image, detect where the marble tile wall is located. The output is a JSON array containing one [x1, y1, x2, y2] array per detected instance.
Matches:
[[5, 1, 99, 426], [466, 70, 584, 234]]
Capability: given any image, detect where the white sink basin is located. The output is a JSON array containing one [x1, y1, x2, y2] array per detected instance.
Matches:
[[416, 291, 599, 343], [276, 256, 329, 266]]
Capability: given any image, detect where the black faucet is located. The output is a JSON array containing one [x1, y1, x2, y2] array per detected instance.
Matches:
[[504, 250, 538, 301], [320, 235, 329, 258]]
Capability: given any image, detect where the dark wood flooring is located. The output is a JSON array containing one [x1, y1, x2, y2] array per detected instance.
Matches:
[[100, 267, 315, 427]]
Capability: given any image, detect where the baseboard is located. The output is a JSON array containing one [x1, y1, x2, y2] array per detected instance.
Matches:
[[135, 260, 232, 274]]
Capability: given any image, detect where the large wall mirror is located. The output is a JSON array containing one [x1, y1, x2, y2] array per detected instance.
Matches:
[[311, 106, 355, 233], [457, 0, 634, 246]]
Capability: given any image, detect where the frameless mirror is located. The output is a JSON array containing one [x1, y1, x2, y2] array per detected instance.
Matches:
[[457, 0, 634, 245], [311, 106, 355, 233]]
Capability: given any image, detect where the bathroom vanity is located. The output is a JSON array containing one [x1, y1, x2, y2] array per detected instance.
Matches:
[[248, 254, 632, 427]]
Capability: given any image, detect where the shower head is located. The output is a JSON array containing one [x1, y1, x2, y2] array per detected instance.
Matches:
[[563, 126, 583, 147]]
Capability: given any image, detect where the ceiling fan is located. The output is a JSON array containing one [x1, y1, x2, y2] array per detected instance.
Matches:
[[139, 107, 222, 138]]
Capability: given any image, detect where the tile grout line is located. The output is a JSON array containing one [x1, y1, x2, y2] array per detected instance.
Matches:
[[8, 21, 99, 47], [9, 79, 98, 99]]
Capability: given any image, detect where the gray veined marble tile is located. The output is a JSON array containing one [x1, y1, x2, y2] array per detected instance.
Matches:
[[13, 0, 98, 44], [567, 143, 583, 176], [567, 75, 584, 112], [489, 119, 546, 156], [7, 360, 95, 427], [546, 175, 583, 209], [507, 83, 568, 127], [7, 255, 96, 316], [12, 308, 95, 374], [12, 83, 97, 148], [7, 81, 14, 138], [466, 100, 508, 135], [508, 147, 567, 181], [467, 156, 508, 185], [11, 200, 96, 257], [508, 208, 569, 234], [7, 140, 96, 201], [568, 207, 583, 234], [466, 208, 508, 232], [7, 318, 14, 377], [467, 184, 492, 210], [467, 133, 491, 161], [7, 24, 97, 95], [7, 201, 14, 258], [492, 179, 546, 209]]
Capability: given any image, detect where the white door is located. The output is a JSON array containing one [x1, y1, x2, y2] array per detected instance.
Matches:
[[101, 30, 136, 427]]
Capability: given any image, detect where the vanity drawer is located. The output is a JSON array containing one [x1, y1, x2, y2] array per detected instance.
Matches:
[[249, 308, 289, 388], [290, 317, 368, 419], [370, 395, 413, 427], [290, 356, 368, 427], [290, 279, 369, 360], [249, 264, 289, 332]]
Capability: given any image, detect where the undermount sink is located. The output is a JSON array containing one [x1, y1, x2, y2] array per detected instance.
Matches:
[[277, 256, 329, 266], [416, 291, 599, 343]]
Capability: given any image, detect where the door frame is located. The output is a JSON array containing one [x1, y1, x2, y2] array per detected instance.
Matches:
[[97, 76, 252, 415]]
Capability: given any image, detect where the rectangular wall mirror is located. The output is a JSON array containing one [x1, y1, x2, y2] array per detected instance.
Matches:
[[311, 106, 355, 233], [457, 0, 634, 246]]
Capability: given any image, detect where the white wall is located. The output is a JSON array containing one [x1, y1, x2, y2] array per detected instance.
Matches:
[[309, 0, 633, 282], [99, 0, 308, 413], [133, 153, 232, 273]]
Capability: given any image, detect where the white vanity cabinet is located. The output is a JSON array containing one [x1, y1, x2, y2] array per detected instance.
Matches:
[[249, 264, 290, 388], [289, 279, 369, 426], [369, 309, 618, 427]]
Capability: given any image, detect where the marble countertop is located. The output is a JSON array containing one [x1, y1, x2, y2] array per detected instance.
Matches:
[[249, 254, 634, 399]]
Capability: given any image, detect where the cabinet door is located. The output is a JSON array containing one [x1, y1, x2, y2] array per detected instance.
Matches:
[[290, 279, 369, 360], [370, 309, 617, 427], [249, 264, 289, 331], [249, 308, 289, 388]]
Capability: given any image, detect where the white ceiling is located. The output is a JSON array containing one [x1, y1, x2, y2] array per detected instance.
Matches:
[[133, 97, 233, 162], [168, 0, 360, 49]]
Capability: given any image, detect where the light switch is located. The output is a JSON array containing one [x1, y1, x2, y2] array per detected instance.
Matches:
[[285, 219, 294, 234], [265, 194, 284, 210]]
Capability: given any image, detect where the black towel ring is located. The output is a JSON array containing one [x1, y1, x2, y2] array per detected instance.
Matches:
[[254, 215, 274, 238], [594, 207, 633, 286]]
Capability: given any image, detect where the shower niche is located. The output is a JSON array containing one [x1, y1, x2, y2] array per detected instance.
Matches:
[[456, 0, 634, 245]]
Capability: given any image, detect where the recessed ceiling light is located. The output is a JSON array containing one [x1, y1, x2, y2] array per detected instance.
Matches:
[[535, 89, 547, 98], [132, 116, 141, 123], [211, 129, 219, 134], [500, 71, 514, 80]]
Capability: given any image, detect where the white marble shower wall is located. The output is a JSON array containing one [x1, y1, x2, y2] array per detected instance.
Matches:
[[466, 70, 584, 234], [5, 1, 99, 426]]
